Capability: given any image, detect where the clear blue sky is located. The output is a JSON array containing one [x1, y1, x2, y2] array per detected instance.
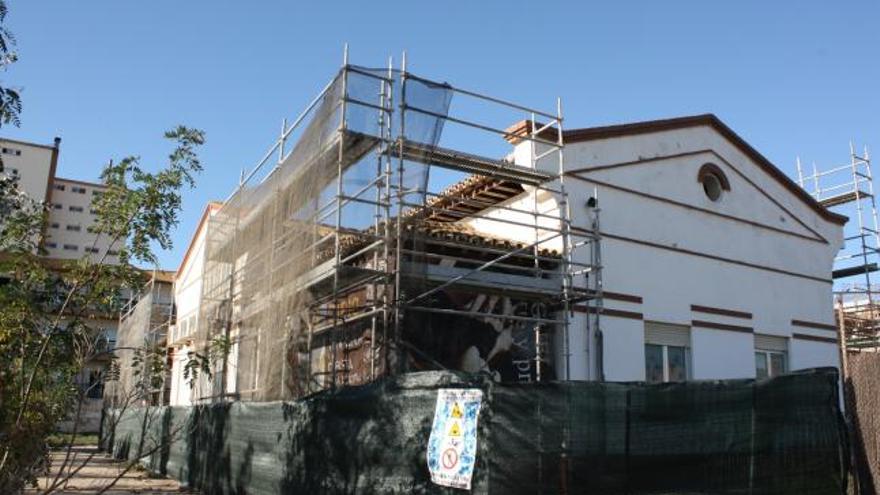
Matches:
[[4, 1, 879, 270]]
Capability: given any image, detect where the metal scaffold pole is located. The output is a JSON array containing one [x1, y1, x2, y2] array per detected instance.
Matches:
[[799, 143, 880, 350], [195, 50, 605, 403], [330, 44, 350, 389]]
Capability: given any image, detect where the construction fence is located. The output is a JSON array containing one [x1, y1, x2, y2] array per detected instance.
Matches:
[[102, 368, 847, 494], [845, 351, 880, 494]]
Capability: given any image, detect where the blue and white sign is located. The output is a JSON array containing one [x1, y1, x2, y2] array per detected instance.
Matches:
[[426, 388, 483, 490]]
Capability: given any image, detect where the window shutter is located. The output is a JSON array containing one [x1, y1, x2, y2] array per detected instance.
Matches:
[[645, 322, 691, 347], [754, 334, 787, 352]]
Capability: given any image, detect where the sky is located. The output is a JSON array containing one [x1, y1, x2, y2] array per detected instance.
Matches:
[[3, 1, 880, 270]]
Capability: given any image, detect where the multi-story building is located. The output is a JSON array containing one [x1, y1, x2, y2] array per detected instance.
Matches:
[[2, 136, 130, 430], [0, 136, 60, 204], [0, 136, 121, 263], [45, 177, 120, 263]]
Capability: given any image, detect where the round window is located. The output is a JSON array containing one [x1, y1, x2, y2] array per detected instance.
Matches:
[[698, 163, 729, 202], [703, 173, 723, 201]]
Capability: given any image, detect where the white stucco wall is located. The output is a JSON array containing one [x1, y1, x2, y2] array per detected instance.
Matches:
[[470, 123, 843, 382], [168, 205, 219, 405]]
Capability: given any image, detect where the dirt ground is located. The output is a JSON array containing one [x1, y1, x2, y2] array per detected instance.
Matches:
[[27, 445, 195, 494]]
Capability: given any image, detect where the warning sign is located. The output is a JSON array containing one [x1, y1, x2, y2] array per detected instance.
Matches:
[[426, 389, 483, 490], [449, 421, 461, 437]]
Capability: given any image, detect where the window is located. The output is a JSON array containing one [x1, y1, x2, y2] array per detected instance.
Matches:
[[69, 206, 84, 213], [107, 249, 119, 256], [754, 334, 788, 379], [2, 147, 22, 156], [46, 242, 57, 249], [697, 163, 730, 202], [50, 222, 60, 229], [53, 203, 62, 210], [63, 244, 78, 251], [66, 224, 81, 232], [54, 184, 66, 191], [92, 190, 103, 197], [85, 247, 99, 254], [8, 168, 18, 176], [72, 186, 87, 194], [645, 322, 691, 383], [89, 208, 99, 215]]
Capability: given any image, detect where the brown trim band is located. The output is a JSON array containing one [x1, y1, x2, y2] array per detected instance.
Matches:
[[568, 160, 826, 244], [572, 305, 644, 321], [692, 319, 754, 334], [792, 333, 838, 344], [587, 229, 832, 285], [567, 149, 707, 175], [604, 291, 643, 304], [557, 114, 846, 225], [791, 319, 838, 332], [691, 304, 752, 320], [580, 289, 643, 304]]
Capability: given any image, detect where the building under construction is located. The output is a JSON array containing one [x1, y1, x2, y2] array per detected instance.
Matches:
[[192, 55, 601, 401]]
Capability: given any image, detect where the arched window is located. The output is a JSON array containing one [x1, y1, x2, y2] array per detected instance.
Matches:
[[697, 163, 730, 202]]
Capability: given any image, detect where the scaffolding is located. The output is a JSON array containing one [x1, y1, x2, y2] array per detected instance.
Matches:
[[798, 144, 880, 350], [194, 50, 602, 402], [108, 275, 176, 406]]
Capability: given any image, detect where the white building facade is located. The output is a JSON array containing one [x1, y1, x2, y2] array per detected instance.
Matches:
[[1, 136, 120, 263], [166, 114, 845, 406], [45, 177, 121, 263], [496, 114, 845, 383], [168, 202, 222, 406], [0, 137, 59, 205]]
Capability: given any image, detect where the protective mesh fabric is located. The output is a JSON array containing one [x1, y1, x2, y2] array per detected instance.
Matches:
[[195, 67, 452, 402], [108, 283, 172, 406], [104, 368, 847, 494], [846, 352, 880, 493]]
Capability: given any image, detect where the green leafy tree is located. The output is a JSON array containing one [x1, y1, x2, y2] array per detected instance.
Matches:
[[0, 4, 216, 491], [0, 128, 206, 493], [0, 0, 21, 129]]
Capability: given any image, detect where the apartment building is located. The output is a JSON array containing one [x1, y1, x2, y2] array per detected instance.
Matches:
[[45, 177, 120, 262], [1, 137, 121, 262], [2, 136, 129, 429]]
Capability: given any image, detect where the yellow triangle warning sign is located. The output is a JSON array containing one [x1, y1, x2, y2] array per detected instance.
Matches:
[[451, 402, 463, 419], [449, 421, 462, 437]]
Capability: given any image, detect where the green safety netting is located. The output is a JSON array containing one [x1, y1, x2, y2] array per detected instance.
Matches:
[[102, 367, 847, 494]]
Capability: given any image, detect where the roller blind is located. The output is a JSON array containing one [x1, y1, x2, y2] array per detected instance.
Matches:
[[754, 334, 788, 352], [645, 322, 691, 347]]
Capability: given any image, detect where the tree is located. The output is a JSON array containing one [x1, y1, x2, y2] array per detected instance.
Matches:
[[0, 4, 213, 491], [0, 0, 21, 129], [0, 127, 206, 493]]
